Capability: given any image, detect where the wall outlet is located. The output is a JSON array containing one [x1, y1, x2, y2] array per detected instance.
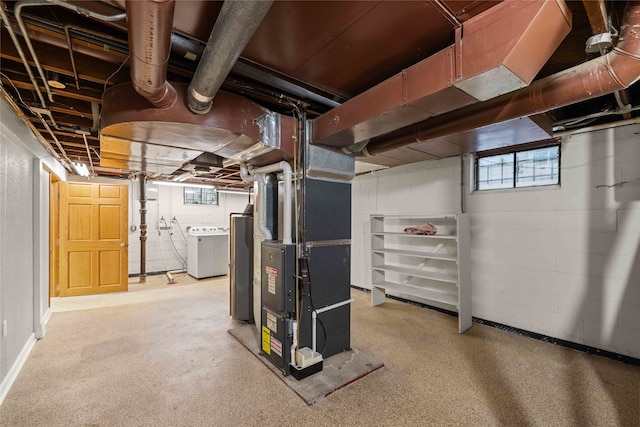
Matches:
[[2, 320, 7, 337]]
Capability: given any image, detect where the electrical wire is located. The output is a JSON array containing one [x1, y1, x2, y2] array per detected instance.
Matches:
[[287, 101, 303, 363], [305, 257, 327, 356], [595, 177, 640, 189], [0, 72, 35, 112], [103, 55, 130, 92]]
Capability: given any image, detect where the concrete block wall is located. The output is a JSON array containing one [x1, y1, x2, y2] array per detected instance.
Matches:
[[127, 184, 250, 275], [351, 124, 640, 358]]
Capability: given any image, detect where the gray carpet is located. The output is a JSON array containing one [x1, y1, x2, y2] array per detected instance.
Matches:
[[0, 274, 639, 426]]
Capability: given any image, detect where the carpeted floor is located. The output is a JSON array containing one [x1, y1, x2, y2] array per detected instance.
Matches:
[[0, 274, 638, 426]]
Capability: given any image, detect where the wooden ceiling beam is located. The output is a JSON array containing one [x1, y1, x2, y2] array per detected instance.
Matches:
[[0, 76, 102, 103]]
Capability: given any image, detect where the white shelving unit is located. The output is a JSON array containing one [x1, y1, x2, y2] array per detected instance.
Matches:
[[370, 214, 471, 333]]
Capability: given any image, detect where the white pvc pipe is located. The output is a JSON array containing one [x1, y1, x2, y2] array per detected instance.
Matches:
[[240, 165, 254, 183], [255, 174, 272, 241], [312, 298, 355, 353], [312, 312, 317, 353], [554, 117, 640, 138], [291, 320, 298, 366], [281, 162, 292, 245], [250, 160, 292, 245]]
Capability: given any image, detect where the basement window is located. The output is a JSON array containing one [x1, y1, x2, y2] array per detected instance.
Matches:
[[183, 187, 218, 205], [475, 145, 560, 191]]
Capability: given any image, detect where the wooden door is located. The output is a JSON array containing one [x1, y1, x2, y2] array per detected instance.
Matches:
[[58, 182, 128, 296], [49, 178, 60, 298]]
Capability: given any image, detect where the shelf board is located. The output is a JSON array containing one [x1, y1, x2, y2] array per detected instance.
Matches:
[[371, 215, 457, 221], [372, 248, 457, 262], [373, 264, 458, 284], [372, 281, 458, 307], [372, 232, 457, 240]]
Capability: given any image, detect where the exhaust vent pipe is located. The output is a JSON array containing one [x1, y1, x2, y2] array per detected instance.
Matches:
[[126, 0, 177, 109], [188, 0, 273, 115]]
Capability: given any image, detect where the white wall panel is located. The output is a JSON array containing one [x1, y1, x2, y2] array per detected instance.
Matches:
[[352, 123, 640, 358], [0, 95, 44, 388], [127, 184, 249, 275]]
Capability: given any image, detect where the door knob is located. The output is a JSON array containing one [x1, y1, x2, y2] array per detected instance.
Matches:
[[120, 242, 127, 247]]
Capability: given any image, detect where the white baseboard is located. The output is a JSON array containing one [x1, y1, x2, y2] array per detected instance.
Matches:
[[42, 308, 51, 326], [0, 333, 36, 406], [35, 309, 51, 339]]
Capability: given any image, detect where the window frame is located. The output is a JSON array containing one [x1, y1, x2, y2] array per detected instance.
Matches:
[[474, 144, 561, 191], [183, 187, 219, 206]]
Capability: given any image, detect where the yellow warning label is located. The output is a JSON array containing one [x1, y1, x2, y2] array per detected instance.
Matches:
[[261, 326, 271, 355]]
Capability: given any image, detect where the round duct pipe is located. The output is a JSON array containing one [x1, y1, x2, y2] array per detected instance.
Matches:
[[126, 0, 177, 109], [187, 0, 273, 115]]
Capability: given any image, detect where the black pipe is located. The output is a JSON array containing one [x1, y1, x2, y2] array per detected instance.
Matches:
[[139, 174, 147, 283]]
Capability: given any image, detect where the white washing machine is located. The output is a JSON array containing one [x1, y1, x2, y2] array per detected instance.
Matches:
[[187, 226, 229, 279]]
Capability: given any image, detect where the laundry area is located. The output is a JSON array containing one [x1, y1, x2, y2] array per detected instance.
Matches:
[[1, 0, 640, 425]]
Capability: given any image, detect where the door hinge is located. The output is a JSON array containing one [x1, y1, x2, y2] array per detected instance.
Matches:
[[56, 238, 60, 245], [56, 284, 60, 291]]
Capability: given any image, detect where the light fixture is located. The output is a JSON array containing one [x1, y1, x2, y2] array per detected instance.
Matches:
[[73, 162, 90, 177], [46, 71, 66, 89]]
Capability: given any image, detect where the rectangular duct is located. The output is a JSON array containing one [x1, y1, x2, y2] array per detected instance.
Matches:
[[312, 0, 571, 148], [361, 114, 553, 168]]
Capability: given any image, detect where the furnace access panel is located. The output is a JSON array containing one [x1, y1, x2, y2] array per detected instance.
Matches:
[[261, 242, 296, 375]]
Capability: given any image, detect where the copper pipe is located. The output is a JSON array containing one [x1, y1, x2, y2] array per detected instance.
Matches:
[[367, 1, 640, 156], [126, 0, 177, 109]]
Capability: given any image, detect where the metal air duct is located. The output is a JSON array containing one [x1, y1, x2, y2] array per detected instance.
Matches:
[[126, 0, 177, 109], [187, 0, 273, 114], [365, 1, 640, 156], [311, 0, 572, 148]]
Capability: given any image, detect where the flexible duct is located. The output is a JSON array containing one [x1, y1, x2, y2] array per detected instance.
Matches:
[[188, 0, 273, 114], [366, 1, 640, 156], [126, 0, 177, 109]]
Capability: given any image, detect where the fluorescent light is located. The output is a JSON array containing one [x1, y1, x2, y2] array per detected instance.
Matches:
[[73, 162, 90, 177], [150, 180, 214, 189], [217, 189, 250, 194], [150, 181, 249, 193]]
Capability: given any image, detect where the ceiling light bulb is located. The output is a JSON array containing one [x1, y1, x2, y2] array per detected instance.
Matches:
[[47, 71, 66, 89]]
